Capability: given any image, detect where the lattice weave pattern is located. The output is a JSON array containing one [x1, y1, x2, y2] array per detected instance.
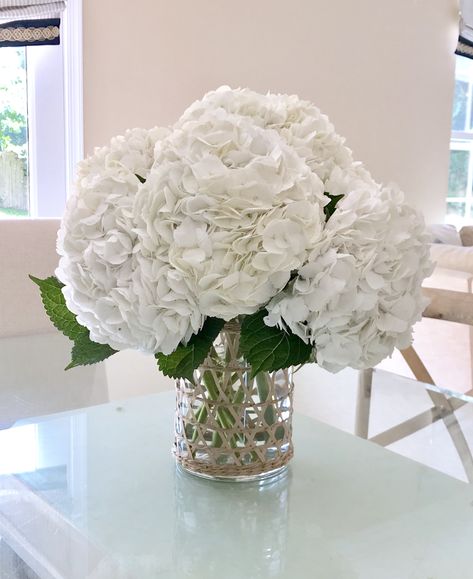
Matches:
[[174, 323, 294, 478], [0, 25, 59, 43]]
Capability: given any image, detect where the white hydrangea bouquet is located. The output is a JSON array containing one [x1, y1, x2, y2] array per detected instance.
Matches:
[[31, 86, 432, 479]]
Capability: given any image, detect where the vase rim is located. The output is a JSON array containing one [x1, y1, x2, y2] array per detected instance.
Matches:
[[223, 319, 240, 332]]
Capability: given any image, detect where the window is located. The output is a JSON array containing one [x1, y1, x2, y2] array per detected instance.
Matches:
[[0, 3, 82, 219], [447, 55, 473, 225], [0, 47, 28, 217]]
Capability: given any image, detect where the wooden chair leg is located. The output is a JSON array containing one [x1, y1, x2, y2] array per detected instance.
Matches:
[[394, 347, 473, 482], [355, 368, 373, 439], [469, 325, 473, 392], [400, 346, 435, 385]]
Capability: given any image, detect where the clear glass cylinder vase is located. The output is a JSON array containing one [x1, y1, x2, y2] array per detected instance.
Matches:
[[174, 320, 294, 482]]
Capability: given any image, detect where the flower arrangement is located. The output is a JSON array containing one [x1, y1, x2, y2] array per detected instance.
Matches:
[[31, 86, 432, 380]]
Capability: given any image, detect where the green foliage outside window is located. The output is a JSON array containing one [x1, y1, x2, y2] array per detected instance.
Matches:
[[448, 150, 469, 197], [446, 201, 466, 218], [0, 107, 27, 153], [0, 48, 27, 157], [0, 47, 28, 214]]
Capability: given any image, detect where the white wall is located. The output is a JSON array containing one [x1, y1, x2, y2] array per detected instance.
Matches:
[[83, 0, 459, 224]]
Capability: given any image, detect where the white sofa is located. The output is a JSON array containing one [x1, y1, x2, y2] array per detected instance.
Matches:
[[380, 225, 473, 391], [427, 224, 473, 293], [0, 219, 173, 428], [0, 219, 110, 427]]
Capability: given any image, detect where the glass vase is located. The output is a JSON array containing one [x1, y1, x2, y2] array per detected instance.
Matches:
[[174, 320, 294, 482]]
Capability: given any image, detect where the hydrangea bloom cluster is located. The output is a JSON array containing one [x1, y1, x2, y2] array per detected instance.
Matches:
[[56, 86, 432, 369]]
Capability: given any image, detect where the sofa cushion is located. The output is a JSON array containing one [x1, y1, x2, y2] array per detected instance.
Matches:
[[430, 243, 473, 274], [428, 224, 462, 245], [423, 267, 473, 292]]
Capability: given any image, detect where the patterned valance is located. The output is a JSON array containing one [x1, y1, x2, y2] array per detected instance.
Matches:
[[457, 0, 473, 60], [0, 1, 65, 47]]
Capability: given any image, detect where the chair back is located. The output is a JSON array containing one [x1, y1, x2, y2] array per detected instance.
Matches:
[[0, 218, 60, 337], [0, 219, 109, 427]]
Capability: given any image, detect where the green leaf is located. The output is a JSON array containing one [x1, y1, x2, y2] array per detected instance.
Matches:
[[240, 309, 312, 377], [324, 192, 344, 220], [156, 317, 225, 381], [29, 275, 87, 341], [66, 335, 117, 370], [30, 274, 117, 369]]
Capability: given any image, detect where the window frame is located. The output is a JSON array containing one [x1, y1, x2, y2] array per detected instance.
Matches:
[[447, 139, 473, 223], [2, 0, 83, 219], [448, 55, 473, 225], [62, 0, 83, 197]]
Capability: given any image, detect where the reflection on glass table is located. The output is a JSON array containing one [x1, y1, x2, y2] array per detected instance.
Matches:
[[355, 368, 473, 484], [0, 387, 472, 579]]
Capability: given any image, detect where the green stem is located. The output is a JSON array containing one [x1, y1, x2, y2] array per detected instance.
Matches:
[[189, 368, 218, 444], [232, 385, 245, 404], [202, 367, 220, 400], [256, 372, 276, 427], [194, 367, 234, 446], [212, 430, 223, 447], [189, 333, 254, 455], [190, 404, 208, 443]]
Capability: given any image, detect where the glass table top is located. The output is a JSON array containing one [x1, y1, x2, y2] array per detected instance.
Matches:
[[0, 390, 472, 579], [353, 368, 473, 483]]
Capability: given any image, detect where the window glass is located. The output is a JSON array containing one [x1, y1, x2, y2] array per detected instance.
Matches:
[[448, 149, 469, 197], [446, 201, 466, 218], [452, 80, 469, 131], [469, 86, 473, 131], [0, 47, 28, 218]]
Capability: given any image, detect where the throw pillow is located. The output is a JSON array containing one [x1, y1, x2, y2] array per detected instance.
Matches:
[[428, 224, 462, 245], [460, 225, 473, 246]]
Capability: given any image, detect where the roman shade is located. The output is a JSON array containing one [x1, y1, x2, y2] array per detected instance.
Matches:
[[457, 0, 473, 59], [0, 1, 65, 47]]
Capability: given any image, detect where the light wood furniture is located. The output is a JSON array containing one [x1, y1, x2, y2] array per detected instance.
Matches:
[[356, 281, 473, 482]]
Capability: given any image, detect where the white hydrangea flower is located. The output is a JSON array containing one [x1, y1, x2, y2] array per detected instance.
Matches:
[[55, 87, 432, 370], [265, 248, 358, 340], [266, 180, 433, 372], [177, 85, 373, 185], [56, 127, 204, 354], [134, 109, 327, 321]]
